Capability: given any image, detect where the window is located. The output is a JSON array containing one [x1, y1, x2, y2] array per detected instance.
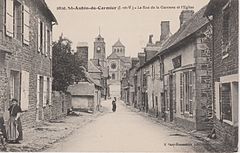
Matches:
[[10, 70, 20, 100], [222, 1, 231, 59], [13, 0, 22, 41], [180, 71, 194, 114], [152, 65, 155, 79], [221, 83, 232, 121], [112, 73, 115, 80], [47, 29, 50, 56], [47, 77, 50, 105], [152, 93, 154, 108], [111, 63, 117, 69], [215, 75, 238, 126], [172, 55, 182, 69], [38, 19, 46, 54]]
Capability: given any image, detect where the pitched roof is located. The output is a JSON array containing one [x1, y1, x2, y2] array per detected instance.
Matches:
[[67, 82, 95, 96], [204, 0, 228, 16], [88, 60, 101, 73], [120, 56, 131, 63], [107, 52, 119, 59], [160, 6, 208, 52], [113, 39, 125, 47], [38, 0, 58, 24], [84, 72, 102, 88], [137, 6, 209, 71]]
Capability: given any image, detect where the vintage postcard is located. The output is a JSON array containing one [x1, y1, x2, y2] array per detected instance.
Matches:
[[0, 0, 238, 152]]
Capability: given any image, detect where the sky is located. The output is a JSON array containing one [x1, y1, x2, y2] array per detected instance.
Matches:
[[45, 0, 210, 59]]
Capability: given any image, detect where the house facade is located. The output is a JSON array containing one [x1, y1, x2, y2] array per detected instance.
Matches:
[[131, 7, 213, 131], [0, 0, 56, 127], [204, 0, 238, 148]]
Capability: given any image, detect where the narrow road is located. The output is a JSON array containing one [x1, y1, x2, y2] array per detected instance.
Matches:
[[47, 100, 209, 152]]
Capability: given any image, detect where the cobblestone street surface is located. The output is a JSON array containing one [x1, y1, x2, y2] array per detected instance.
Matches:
[[46, 100, 217, 152]]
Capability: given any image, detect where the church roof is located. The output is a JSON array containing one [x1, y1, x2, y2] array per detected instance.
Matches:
[[107, 52, 119, 59], [113, 39, 125, 47], [88, 60, 101, 73], [107, 52, 131, 63]]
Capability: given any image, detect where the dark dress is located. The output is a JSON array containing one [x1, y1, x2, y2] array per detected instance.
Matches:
[[112, 101, 116, 112], [7, 104, 23, 141]]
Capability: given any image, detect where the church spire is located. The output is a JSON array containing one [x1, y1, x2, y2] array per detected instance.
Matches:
[[99, 26, 101, 36]]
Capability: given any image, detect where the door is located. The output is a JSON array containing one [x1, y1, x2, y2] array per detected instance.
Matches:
[[169, 73, 174, 122]]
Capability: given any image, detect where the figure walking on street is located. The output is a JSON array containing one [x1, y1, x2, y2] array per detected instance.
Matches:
[[112, 97, 117, 112], [7, 99, 23, 144]]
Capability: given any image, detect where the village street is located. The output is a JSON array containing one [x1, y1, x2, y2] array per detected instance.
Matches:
[[47, 100, 211, 152]]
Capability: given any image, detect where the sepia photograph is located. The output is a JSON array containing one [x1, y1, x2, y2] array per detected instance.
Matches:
[[0, 0, 239, 152]]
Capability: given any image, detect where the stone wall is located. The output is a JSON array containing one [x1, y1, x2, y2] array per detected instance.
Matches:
[[195, 24, 213, 130], [51, 91, 72, 120], [0, 0, 54, 128], [211, 0, 238, 148]]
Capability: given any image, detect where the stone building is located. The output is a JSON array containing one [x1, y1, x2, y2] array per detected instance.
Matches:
[[135, 7, 213, 131], [90, 34, 109, 99], [107, 39, 131, 98], [0, 0, 57, 127], [67, 75, 102, 113], [204, 0, 238, 148], [76, 42, 89, 71], [128, 57, 139, 107]]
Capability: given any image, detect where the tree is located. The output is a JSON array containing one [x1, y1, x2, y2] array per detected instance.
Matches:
[[52, 35, 85, 92]]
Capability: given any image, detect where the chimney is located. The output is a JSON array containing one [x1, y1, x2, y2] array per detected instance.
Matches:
[[179, 10, 194, 26], [160, 21, 170, 41], [138, 52, 145, 66], [144, 50, 158, 61], [76, 42, 88, 71], [131, 58, 139, 68]]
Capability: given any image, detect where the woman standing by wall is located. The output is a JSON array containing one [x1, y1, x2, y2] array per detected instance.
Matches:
[[7, 99, 23, 144]]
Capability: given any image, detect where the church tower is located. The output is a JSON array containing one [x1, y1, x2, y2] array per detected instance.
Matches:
[[94, 34, 106, 63]]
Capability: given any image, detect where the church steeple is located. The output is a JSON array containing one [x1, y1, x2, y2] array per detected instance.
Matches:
[[93, 30, 106, 64], [112, 39, 125, 57]]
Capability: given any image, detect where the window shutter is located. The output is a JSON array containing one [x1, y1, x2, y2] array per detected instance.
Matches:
[[49, 77, 52, 105], [173, 74, 176, 113], [43, 76, 47, 107], [20, 70, 29, 111], [36, 75, 40, 109], [42, 22, 45, 54], [23, 4, 30, 45], [5, 0, 14, 37], [37, 18, 41, 52], [180, 73, 183, 113], [0, 0, 4, 31], [49, 30, 52, 59], [189, 71, 193, 114], [45, 25, 48, 56], [215, 82, 221, 119]]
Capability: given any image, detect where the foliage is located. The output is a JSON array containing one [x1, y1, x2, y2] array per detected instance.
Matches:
[[52, 35, 85, 92]]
